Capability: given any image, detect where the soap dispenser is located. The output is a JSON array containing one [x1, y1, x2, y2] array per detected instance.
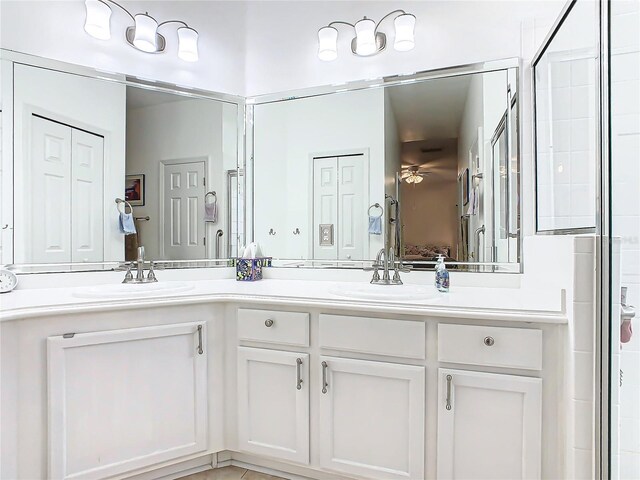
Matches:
[[435, 255, 450, 293]]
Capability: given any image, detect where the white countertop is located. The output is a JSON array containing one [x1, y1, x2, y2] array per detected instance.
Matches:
[[0, 278, 567, 324]]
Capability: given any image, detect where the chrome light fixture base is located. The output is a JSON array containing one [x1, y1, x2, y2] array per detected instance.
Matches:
[[350, 32, 386, 57], [125, 26, 166, 53]]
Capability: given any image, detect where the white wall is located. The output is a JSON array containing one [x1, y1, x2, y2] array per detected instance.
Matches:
[[244, 0, 566, 96], [125, 97, 237, 260], [12, 64, 126, 263], [0, 1, 246, 96], [0, 0, 566, 98], [253, 88, 386, 260]]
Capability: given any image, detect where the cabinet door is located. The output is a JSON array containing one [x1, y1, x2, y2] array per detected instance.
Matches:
[[47, 322, 208, 480], [437, 368, 542, 480], [237, 347, 309, 464], [319, 356, 425, 480]]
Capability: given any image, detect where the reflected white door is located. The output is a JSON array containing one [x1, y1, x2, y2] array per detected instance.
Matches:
[[27, 116, 105, 264], [71, 129, 104, 263], [29, 116, 72, 263], [162, 161, 206, 260], [313, 154, 366, 261], [313, 157, 338, 260], [337, 156, 365, 261]]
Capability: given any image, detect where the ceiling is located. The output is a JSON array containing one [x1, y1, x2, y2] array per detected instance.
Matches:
[[386, 75, 472, 145], [126, 86, 191, 110]]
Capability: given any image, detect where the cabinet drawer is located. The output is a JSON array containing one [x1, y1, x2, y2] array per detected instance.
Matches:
[[438, 324, 542, 370], [238, 308, 310, 347], [319, 314, 425, 359]]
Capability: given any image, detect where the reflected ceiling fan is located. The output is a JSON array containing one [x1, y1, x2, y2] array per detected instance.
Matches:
[[401, 165, 431, 184]]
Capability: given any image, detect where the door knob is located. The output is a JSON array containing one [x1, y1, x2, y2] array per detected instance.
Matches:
[[265, 319, 274, 327]]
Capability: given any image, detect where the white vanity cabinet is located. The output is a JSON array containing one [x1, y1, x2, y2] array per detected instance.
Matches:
[[436, 322, 544, 480], [318, 356, 425, 480], [237, 347, 310, 464], [436, 369, 542, 480], [47, 322, 209, 480]]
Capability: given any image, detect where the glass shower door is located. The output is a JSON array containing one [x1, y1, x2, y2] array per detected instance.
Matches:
[[608, 1, 640, 478]]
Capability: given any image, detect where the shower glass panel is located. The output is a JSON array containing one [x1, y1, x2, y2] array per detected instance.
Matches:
[[608, 1, 640, 479]]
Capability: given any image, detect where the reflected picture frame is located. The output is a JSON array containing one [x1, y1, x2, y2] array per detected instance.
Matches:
[[125, 174, 145, 207], [462, 168, 470, 206]]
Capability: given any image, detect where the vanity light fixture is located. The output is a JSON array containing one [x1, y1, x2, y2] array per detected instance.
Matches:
[[83, 0, 199, 62], [318, 10, 415, 61]]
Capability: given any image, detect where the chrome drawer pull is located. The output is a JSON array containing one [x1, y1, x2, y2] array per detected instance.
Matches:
[[265, 319, 274, 327], [321, 361, 329, 394], [197, 325, 204, 355], [296, 358, 303, 390], [484, 336, 495, 347], [445, 374, 452, 410]]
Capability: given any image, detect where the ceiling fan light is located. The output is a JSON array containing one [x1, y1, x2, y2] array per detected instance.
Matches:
[[414, 175, 424, 184], [177, 27, 199, 62], [394, 13, 415, 52], [84, 0, 111, 40], [133, 13, 158, 52], [354, 18, 377, 56]]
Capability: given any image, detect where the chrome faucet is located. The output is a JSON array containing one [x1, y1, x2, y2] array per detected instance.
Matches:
[[366, 247, 410, 285], [136, 246, 145, 281], [122, 246, 158, 284]]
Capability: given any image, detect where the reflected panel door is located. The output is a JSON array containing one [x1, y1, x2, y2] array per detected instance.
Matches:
[[163, 161, 206, 260], [30, 116, 72, 263], [71, 129, 104, 263]]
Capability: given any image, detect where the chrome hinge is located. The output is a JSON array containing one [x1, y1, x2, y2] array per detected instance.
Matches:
[[63, 333, 76, 339]]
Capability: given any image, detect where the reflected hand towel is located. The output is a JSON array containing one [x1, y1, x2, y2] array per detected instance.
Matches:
[[119, 212, 137, 235], [368, 216, 382, 235]]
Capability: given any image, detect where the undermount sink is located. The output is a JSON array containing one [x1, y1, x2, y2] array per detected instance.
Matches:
[[72, 281, 194, 299], [328, 283, 442, 303]]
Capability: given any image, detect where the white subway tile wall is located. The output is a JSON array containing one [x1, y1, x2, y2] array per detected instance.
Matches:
[[535, 0, 599, 232], [611, 0, 640, 478]]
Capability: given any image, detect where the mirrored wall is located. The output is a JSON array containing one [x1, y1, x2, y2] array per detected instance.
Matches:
[[1, 57, 244, 270], [249, 63, 521, 270]]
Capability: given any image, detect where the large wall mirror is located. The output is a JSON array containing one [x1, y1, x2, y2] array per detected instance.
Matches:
[[1, 53, 245, 272], [249, 61, 521, 271]]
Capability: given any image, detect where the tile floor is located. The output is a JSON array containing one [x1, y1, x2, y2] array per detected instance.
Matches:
[[178, 466, 285, 480]]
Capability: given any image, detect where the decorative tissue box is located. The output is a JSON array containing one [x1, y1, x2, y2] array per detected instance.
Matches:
[[234, 257, 272, 281]]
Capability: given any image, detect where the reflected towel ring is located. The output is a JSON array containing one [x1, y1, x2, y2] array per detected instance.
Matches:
[[368, 203, 384, 218], [115, 198, 133, 214], [205, 191, 217, 204]]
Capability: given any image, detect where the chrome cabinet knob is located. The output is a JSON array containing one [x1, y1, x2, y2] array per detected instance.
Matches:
[[483, 336, 495, 346], [265, 319, 274, 327]]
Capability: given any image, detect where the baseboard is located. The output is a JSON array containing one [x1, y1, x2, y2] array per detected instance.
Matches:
[[124, 454, 216, 480]]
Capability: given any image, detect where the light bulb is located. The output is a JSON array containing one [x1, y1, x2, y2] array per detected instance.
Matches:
[[354, 18, 377, 56], [133, 13, 158, 53], [394, 14, 415, 52], [318, 26, 338, 61], [178, 27, 199, 62], [84, 0, 111, 40]]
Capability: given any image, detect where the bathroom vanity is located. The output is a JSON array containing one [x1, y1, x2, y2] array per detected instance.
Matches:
[[0, 276, 568, 480], [0, 21, 601, 480]]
